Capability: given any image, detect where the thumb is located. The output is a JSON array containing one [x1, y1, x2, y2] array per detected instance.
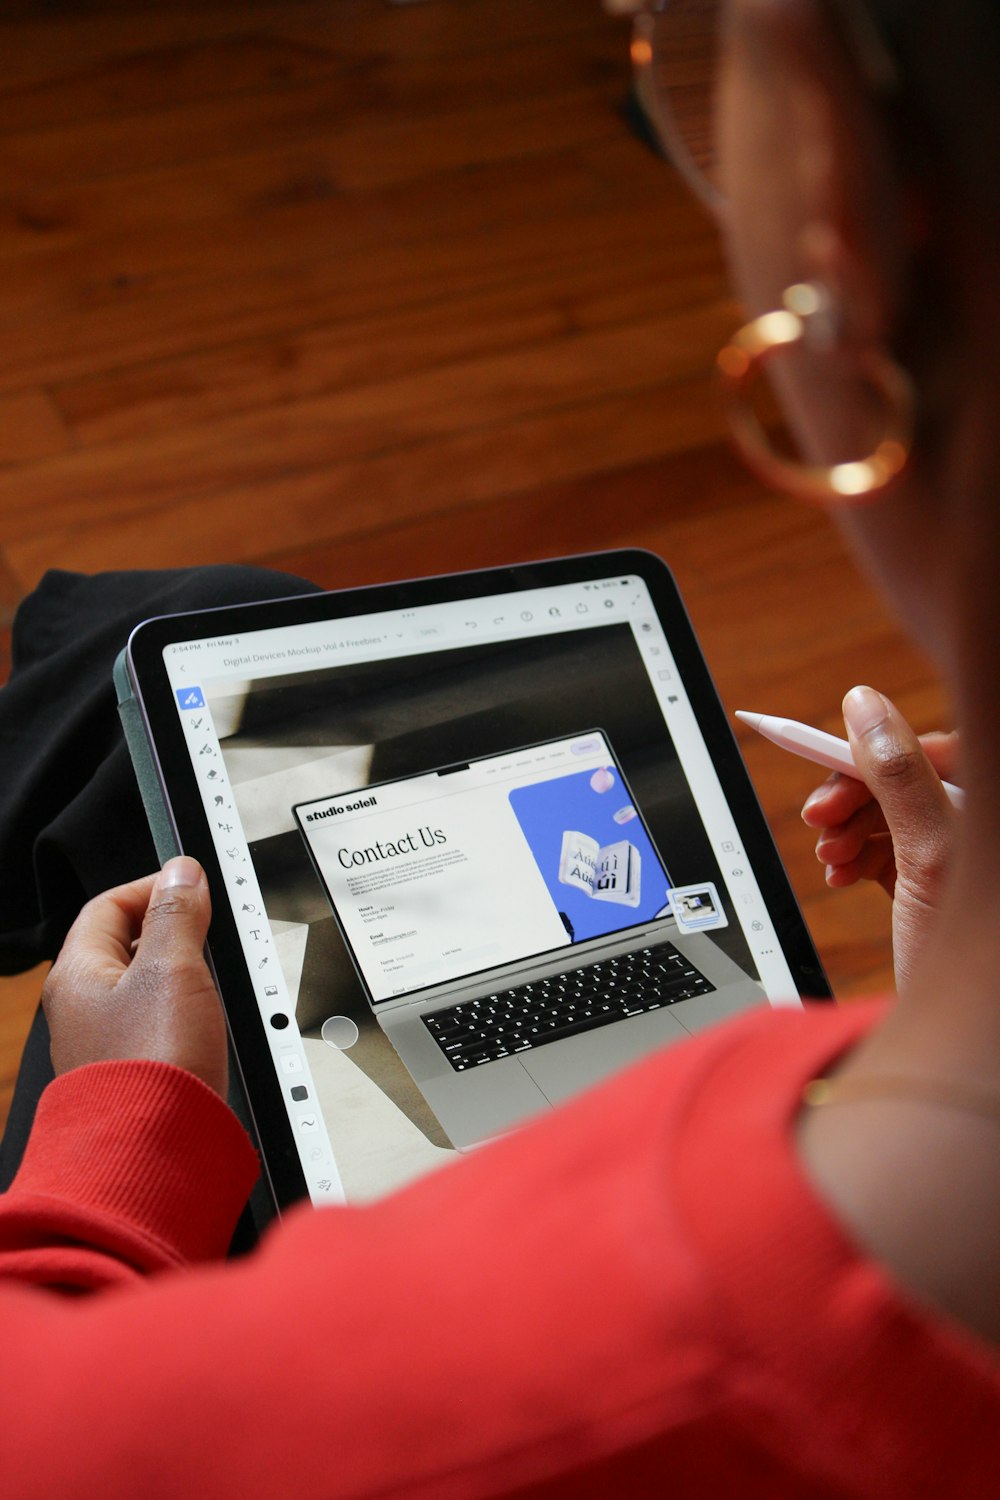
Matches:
[[842, 686, 952, 865], [128, 856, 227, 1096], [135, 856, 211, 971]]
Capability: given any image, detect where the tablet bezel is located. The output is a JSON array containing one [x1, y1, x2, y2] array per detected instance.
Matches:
[[123, 549, 832, 1216]]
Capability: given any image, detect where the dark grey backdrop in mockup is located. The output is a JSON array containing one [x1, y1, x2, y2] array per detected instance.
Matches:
[[203, 623, 758, 1143]]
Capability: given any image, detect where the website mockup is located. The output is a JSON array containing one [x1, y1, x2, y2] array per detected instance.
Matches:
[[295, 732, 672, 1003]]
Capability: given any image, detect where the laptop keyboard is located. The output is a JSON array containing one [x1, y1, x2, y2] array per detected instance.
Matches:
[[422, 943, 716, 1072]]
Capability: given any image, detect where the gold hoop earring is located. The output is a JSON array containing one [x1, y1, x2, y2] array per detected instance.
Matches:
[[716, 283, 915, 504]]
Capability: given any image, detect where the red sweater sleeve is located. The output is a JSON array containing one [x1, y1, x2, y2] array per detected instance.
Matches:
[[0, 1060, 260, 1288], [2, 1005, 1000, 1500]]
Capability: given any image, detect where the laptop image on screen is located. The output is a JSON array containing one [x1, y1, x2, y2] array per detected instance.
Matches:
[[294, 729, 766, 1150]]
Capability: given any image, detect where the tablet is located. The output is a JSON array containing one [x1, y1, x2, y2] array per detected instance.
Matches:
[[116, 549, 830, 1219]]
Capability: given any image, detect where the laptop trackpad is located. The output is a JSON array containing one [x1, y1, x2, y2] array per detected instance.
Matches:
[[521, 1007, 690, 1106], [670, 984, 765, 1035]]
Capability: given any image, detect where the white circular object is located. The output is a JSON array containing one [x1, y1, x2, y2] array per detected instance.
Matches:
[[321, 1015, 361, 1050]]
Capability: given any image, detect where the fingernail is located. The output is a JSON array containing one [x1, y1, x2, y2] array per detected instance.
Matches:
[[801, 787, 825, 814], [159, 856, 203, 889], [843, 685, 888, 738]]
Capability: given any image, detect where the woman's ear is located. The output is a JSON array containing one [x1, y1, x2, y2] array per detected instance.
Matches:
[[717, 0, 908, 465]]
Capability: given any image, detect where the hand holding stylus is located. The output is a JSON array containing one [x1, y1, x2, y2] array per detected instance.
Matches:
[[739, 686, 960, 992], [735, 709, 963, 808]]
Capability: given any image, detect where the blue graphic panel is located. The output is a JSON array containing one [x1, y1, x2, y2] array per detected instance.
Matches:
[[175, 686, 206, 710], [508, 766, 670, 943]]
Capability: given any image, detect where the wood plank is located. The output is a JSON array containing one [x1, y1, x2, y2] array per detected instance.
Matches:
[[4, 370, 730, 587], [0, 965, 48, 1135], [0, 164, 706, 393], [0, 51, 627, 194], [0, 389, 73, 465], [0, 1, 618, 112], [0, 37, 647, 269], [2, 0, 554, 107], [0, 138, 603, 272], [0, 548, 24, 629], [51, 260, 730, 447], [1, 84, 626, 202], [4, 300, 736, 530]]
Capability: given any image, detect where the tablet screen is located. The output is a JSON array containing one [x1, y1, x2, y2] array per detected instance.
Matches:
[[132, 554, 828, 1209]]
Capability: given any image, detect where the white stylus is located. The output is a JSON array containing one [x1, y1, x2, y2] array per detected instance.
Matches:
[[734, 710, 965, 809]]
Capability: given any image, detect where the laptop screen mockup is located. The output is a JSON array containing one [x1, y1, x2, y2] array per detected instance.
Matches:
[[294, 731, 673, 1004]]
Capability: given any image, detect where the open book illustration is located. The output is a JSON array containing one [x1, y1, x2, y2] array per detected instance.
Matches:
[[558, 830, 641, 907]]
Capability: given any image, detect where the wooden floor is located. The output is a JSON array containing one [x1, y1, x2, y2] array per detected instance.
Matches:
[[0, 0, 945, 1132]]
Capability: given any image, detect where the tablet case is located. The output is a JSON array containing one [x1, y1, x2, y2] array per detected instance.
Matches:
[[113, 649, 181, 865], [113, 647, 273, 1241]]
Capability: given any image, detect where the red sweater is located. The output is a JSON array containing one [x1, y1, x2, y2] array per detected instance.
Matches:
[[1, 1001, 999, 1498]]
